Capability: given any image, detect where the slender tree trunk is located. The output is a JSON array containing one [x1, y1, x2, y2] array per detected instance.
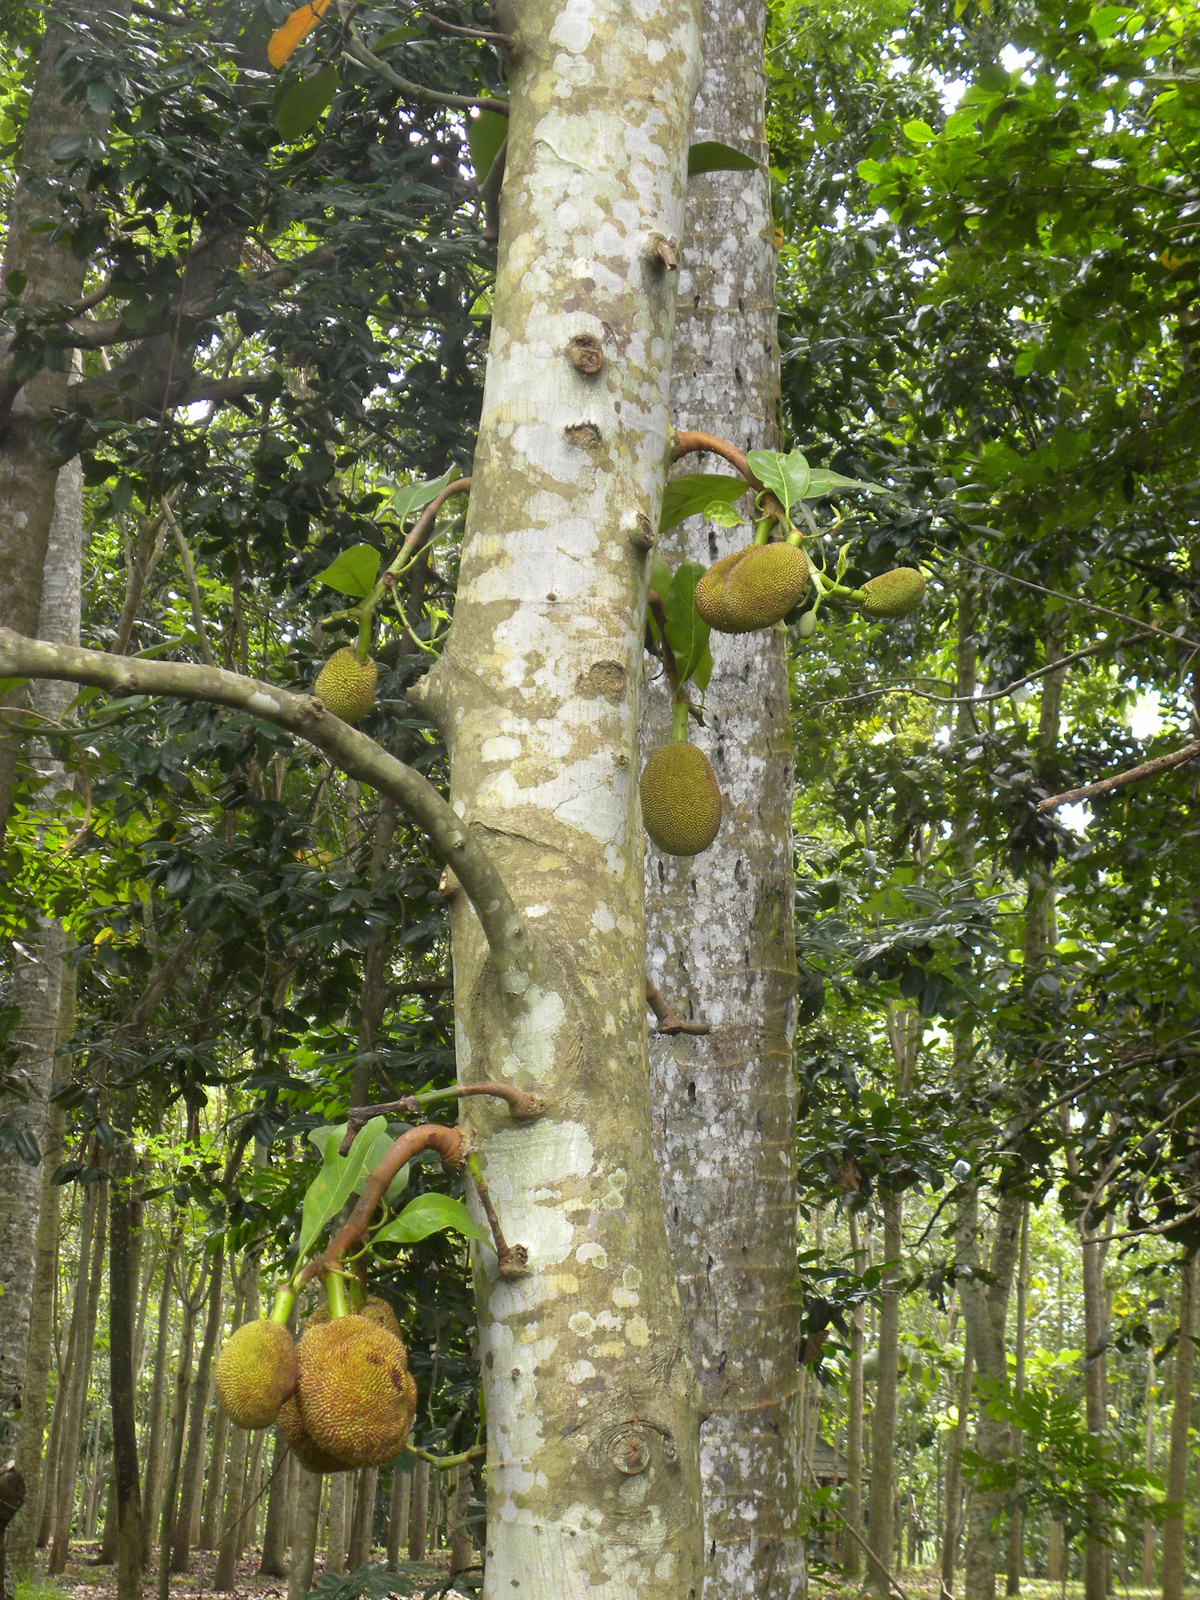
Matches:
[[386, 1469, 411, 1570], [156, 1259, 202, 1600], [286, 1471, 321, 1600], [406, 1459, 428, 1563], [844, 1212, 866, 1575], [448, 1467, 474, 1575], [214, 1268, 257, 1591], [941, 1339, 975, 1597], [642, 2, 802, 1595], [1161, 1255, 1195, 1600], [8, 990, 72, 1577], [108, 1112, 145, 1600], [171, 1247, 223, 1570], [867, 1189, 903, 1595], [141, 1240, 179, 1567], [1143, 1345, 1157, 1587], [198, 1383, 232, 1550], [347, 1467, 377, 1569], [48, 1177, 107, 1574], [258, 1430, 292, 1577], [1078, 1217, 1111, 1600], [324, 1472, 348, 1576], [1005, 1203, 1030, 1594]]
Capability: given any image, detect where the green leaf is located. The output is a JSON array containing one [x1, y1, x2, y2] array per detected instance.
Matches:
[[663, 561, 711, 687], [704, 498, 744, 528], [801, 468, 890, 498], [747, 448, 810, 510], [388, 466, 462, 525], [903, 119, 936, 144], [856, 158, 886, 183], [372, 1192, 487, 1245], [648, 555, 673, 603], [688, 140, 758, 176], [274, 64, 339, 141], [660, 473, 746, 534], [312, 544, 380, 598], [688, 638, 713, 694], [296, 1115, 390, 1262], [467, 108, 508, 185]]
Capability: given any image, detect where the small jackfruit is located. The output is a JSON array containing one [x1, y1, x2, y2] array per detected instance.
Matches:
[[214, 1320, 298, 1429], [640, 741, 722, 856], [861, 568, 925, 619], [277, 1395, 355, 1474], [294, 1314, 418, 1469], [694, 543, 810, 633], [314, 648, 378, 722]]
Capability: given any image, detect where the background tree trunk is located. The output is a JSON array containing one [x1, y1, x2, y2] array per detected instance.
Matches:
[[108, 1114, 145, 1600], [1161, 1255, 1195, 1600], [867, 1189, 903, 1595], [171, 1249, 223, 1570], [643, 0, 803, 1594], [1005, 1203, 1030, 1594], [48, 1177, 106, 1575], [844, 1210, 866, 1576], [258, 1431, 292, 1577], [286, 1471, 321, 1600], [941, 1338, 975, 1596]]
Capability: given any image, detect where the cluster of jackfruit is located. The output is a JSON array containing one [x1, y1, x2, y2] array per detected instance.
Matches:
[[314, 647, 378, 723], [693, 543, 811, 633], [214, 1295, 417, 1474], [640, 540, 926, 858]]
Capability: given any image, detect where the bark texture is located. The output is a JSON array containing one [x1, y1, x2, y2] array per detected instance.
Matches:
[[407, 2, 705, 1592], [644, 0, 803, 1594], [0, 457, 82, 1478], [1161, 1255, 1195, 1600]]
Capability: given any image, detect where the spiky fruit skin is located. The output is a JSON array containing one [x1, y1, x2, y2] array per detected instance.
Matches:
[[314, 648, 378, 722], [303, 1294, 402, 1341], [277, 1396, 354, 1474], [294, 1315, 418, 1469], [215, 1320, 298, 1429], [694, 543, 810, 633], [639, 742, 722, 856], [861, 568, 925, 618], [692, 549, 745, 631]]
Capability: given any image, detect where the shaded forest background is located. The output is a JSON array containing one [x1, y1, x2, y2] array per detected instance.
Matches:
[[1, 0, 1199, 1597]]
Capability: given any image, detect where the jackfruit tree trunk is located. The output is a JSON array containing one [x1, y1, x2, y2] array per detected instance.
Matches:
[[406, 1, 704, 1593], [0, 455, 81, 1534], [866, 1188, 903, 1595], [643, 0, 804, 1592]]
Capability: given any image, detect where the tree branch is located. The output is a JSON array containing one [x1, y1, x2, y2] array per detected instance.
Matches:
[[344, 31, 509, 115], [1036, 738, 1200, 814], [0, 629, 533, 985]]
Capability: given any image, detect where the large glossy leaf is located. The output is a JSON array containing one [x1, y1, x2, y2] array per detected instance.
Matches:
[[663, 561, 711, 688], [388, 467, 463, 524], [312, 544, 380, 597], [467, 109, 508, 184], [296, 1115, 390, 1262], [275, 64, 338, 141], [660, 473, 746, 534], [372, 1192, 487, 1245]]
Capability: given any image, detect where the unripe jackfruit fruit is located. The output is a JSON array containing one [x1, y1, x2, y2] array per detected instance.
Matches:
[[215, 1319, 298, 1429], [303, 1294, 402, 1341], [294, 1314, 418, 1469], [861, 568, 925, 619], [640, 741, 722, 856], [694, 543, 810, 633], [314, 648, 378, 722], [277, 1395, 355, 1474]]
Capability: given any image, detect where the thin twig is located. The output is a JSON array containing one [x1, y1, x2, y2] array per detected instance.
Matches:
[[345, 1081, 541, 1135], [645, 978, 710, 1036], [1037, 739, 1200, 814], [297, 1122, 465, 1288], [466, 1151, 527, 1279], [344, 31, 509, 114], [811, 640, 1114, 713]]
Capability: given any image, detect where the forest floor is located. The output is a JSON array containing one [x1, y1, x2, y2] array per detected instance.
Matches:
[[809, 1570, 1200, 1600], [20, 1543, 473, 1600]]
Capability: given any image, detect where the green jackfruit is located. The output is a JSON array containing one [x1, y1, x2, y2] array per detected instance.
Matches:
[[861, 568, 925, 619], [303, 1294, 402, 1341], [294, 1314, 418, 1470], [694, 543, 810, 633], [314, 648, 378, 722], [214, 1320, 298, 1429], [640, 741, 722, 856]]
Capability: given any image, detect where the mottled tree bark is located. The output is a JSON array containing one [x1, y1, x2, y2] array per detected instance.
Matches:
[[941, 1336, 975, 1597], [643, 0, 802, 1593], [407, 2, 705, 1593]]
